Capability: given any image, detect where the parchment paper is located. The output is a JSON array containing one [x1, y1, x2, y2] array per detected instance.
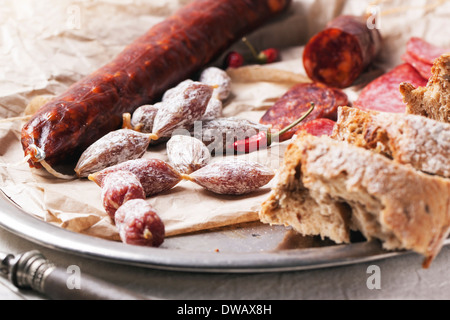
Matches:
[[1, 0, 449, 241]]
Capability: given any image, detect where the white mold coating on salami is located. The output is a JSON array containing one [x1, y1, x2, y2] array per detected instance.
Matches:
[[201, 97, 223, 120], [89, 158, 182, 197], [101, 170, 146, 219], [164, 79, 222, 121], [166, 135, 211, 174], [153, 81, 213, 138], [130, 103, 161, 133], [114, 199, 165, 247], [199, 67, 232, 101], [187, 158, 275, 195], [162, 79, 194, 102], [74, 129, 152, 178]]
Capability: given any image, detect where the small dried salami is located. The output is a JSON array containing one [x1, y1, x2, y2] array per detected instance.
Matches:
[[164, 80, 222, 121], [199, 67, 232, 101], [182, 158, 275, 195], [166, 135, 211, 174], [89, 158, 182, 197], [355, 63, 428, 113], [74, 129, 156, 178], [115, 199, 165, 247], [153, 81, 213, 138], [125, 103, 161, 133], [303, 15, 382, 88], [162, 79, 193, 102], [260, 83, 347, 141], [201, 97, 223, 120], [101, 170, 146, 220]]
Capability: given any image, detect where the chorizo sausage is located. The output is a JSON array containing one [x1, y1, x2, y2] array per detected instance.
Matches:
[[295, 118, 336, 137], [259, 83, 348, 141], [303, 15, 382, 88], [21, 0, 292, 170]]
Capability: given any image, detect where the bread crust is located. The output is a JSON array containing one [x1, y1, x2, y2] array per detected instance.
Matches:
[[400, 53, 450, 123], [331, 106, 450, 177], [260, 135, 450, 267]]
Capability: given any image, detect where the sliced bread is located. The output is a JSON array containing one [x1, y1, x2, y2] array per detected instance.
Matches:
[[260, 135, 450, 267]]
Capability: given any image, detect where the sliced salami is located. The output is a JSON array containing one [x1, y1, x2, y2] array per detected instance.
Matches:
[[355, 63, 428, 113], [260, 83, 348, 141], [402, 52, 432, 80], [406, 37, 450, 65], [295, 118, 336, 137]]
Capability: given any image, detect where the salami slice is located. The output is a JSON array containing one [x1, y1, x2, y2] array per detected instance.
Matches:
[[355, 63, 428, 113], [295, 118, 336, 137], [406, 37, 450, 65], [260, 83, 348, 141], [403, 38, 450, 80], [303, 15, 382, 88], [402, 52, 432, 80]]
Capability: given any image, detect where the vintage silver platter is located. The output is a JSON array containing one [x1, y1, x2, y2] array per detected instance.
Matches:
[[0, 190, 435, 273]]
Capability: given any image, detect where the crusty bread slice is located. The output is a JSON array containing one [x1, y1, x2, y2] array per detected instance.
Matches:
[[400, 53, 450, 123], [331, 106, 450, 177], [259, 135, 450, 267]]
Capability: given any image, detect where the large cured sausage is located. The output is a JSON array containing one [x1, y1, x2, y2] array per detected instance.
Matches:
[[303, 15, 382, 88], [21, 0, 291, 170]]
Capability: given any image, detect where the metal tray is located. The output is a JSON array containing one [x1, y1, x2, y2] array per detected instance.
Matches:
[[0, 190, 434, 273]]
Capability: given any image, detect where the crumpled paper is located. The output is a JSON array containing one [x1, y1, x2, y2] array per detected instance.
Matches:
[[0, 0, 449, 241]]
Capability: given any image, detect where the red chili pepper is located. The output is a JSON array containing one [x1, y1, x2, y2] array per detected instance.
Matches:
[[242, 37, 279, 64], [224, 51, 244, 69], [260, 48, 279, 64], [233, 103, 315, 154]]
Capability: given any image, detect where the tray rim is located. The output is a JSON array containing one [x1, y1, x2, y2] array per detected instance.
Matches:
[[0, 190, 432, 273]]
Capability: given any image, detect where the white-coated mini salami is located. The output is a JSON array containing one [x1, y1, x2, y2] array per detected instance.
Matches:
[[164, 79, 222, 121], [152, 81, 213, 138], [199, 67, 232, 101], [89, 158, 182, 197], [127, 103, 161, 133], [74, 129, 156, 178], [166, 135, 211, 174], [162, 79, 193, 102], [101, 170, 145, 220], [182, 158, 275, 195], [115, 199, 165, 247], [201, 97, 222, 120]]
